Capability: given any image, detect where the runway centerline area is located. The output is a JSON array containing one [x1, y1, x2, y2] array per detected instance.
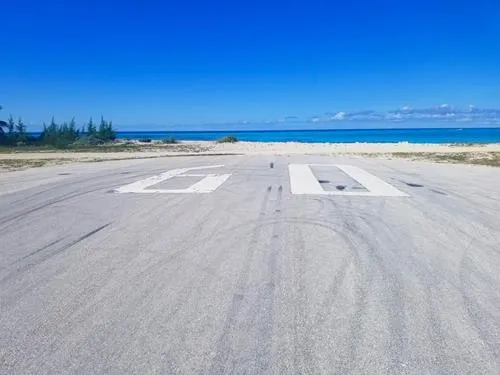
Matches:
[[114, 162, 409, 197], [1, 155, 499, 374]]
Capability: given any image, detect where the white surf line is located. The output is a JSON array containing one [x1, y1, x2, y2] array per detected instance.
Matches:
[[289, 164, 409, 197], [115, 165, 228, 194]]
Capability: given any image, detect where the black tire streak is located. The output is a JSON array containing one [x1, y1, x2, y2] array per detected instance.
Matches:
[[0, 223, 111, 286], [0, 184, 113, 229], [290, 225, 314, 374], [207, 186, 273, 375], [252, 185, 282, 374], [15, 237, 67, 264], [459, 246, 500, 360], [430, 189, 447, 196], [0, 169, 168, 226], [287, 197, 369, 375], [94, 198, 241, 371]]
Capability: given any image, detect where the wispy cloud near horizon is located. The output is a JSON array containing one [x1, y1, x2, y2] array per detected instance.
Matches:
[[298, 105, 500, 125]]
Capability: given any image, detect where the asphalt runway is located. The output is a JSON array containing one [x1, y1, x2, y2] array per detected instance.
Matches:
[[1, 155, 499, 374]]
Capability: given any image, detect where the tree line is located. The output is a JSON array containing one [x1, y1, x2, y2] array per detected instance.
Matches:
[[0, 107, 116, 148]]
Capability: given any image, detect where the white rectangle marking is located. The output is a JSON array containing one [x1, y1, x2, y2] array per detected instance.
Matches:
[[115, 165, 230, 194], [289, 164, 408, 197], [186, 174, 232, 193], [335, 165, 408, 197], [288, 164, 324, 194]]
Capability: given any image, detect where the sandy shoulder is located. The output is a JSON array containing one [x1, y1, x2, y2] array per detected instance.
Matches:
[[1, 142, 500, 162], [211, 141, 500, 155]]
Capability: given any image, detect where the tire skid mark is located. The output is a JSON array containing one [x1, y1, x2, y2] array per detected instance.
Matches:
[[252, 185, 283, 373], [208, 186, 273, 375], [134, 200, 229, 279], [312, 254, 352, 327], [459, 244, 500, 360], [356, 210, 461, 373], [252, 213, 368, 374], [405, 189, 499, 237], [402, 196, 498, 254], [356, 213, 409, 371], [0, 169, 162, 228], [290, 225, 314, 374], [0, 185, 109, 229], [322, 197, 371, 374], [11, 237, 68, 265], [291, 195, 408, 373], [63, 198, 239, 372], [0, 223, 111, 286], [7, 187, 237, 372]]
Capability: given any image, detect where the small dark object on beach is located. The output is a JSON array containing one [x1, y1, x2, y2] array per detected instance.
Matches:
[[217, 135, 238, 143], [138, 138, 152, 143], [336, 185, 346, 190], [270, 162, 274, 168], [162, 137, 178, 144]]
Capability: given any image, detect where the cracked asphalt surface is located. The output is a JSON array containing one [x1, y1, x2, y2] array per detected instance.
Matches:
[[1, 155, 499, 374]]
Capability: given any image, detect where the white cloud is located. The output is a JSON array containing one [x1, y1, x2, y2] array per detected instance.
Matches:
[[332, 112, 345, 120]]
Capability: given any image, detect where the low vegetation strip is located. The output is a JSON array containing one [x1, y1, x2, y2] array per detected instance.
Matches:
[[1, 104, 117, 149], [0, 158, 73, 171], [0, 142, 212, 154], [216, 135, 238, 143], [387, 152, 500, 167]]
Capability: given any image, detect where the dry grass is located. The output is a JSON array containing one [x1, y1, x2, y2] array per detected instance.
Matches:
[[0, 142, 212, 154], [0, 158, 72, 171], [385, 152, 500, 167]]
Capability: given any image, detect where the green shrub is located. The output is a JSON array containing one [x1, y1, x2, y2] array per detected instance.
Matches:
[[138, 138, 152, 143], [71, 134, 104, 146], [53, 138, 73, 149], [162, 136, 178, 144], [217, 135, 238, 143], [0, 109, 117, 148]]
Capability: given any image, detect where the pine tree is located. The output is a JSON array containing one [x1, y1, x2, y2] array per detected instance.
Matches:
[[16, 117, 27, 142], [8, 115, 15, 134], [87, 117, 96, 136], [107, 120, 116, 141], [97, 116, 116, 141], [69, 117, 77, 138], [0, 105, 6, 136], [98, 116, 107, 140]]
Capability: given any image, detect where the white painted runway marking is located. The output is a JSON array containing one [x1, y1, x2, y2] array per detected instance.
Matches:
[[289, 164, 408, 197], [115, 165, 231, 194]]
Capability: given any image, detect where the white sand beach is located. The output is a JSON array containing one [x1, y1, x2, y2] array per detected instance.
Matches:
[[1, 141, 499, 159], [210, 141, 500, 155], [1, 141, 500, 171]]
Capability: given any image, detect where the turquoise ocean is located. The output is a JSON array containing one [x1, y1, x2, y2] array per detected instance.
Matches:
[[116, 127, 500, 144]]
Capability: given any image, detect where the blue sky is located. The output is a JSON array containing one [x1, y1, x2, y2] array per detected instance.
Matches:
[[2, 1, 500, 129]]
